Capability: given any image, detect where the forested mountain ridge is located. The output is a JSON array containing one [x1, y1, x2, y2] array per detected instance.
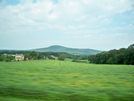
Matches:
[[32, 45, 101, 55]]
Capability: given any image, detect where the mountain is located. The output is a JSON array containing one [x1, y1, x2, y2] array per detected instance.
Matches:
[[32, 45, 101, 55]]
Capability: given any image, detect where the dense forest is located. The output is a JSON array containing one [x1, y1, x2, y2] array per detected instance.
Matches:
[[88, 44, 134, 65]]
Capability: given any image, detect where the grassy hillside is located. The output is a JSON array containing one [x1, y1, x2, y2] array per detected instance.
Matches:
[[0, 60, 134, 101], [33, 45, 101, 55]]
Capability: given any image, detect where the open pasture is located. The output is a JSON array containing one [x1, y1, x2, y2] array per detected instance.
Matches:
[[0, 60, 134, 101]]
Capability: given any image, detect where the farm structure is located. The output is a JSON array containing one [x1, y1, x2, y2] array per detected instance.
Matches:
[[15, 54, 24, 61]]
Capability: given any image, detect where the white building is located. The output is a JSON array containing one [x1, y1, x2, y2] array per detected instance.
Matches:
[[15, 54, 24, 61]]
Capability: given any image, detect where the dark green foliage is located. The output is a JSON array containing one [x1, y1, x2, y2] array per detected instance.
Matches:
[[88, 44, 134, 65], [72, 59, 88, 63], [124, 44, 134, 65], [0, 54, 14, 62], [0, 50, 88, 62], [0, 50, 28, 54], [58, 54, 66, 61], [24, 51, 44, 60], [42, 52, 73, 59]]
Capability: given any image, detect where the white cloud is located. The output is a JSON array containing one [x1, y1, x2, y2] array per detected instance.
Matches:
[[0, 0, 133, 33], [0, 0, 134, 50]]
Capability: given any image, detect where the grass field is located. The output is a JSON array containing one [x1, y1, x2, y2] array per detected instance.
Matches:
[[0, 60, 134, 101]]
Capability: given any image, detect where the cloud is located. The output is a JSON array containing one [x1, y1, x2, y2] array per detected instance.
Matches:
[[0, 0, 134, 50], [0, 0, 133, 34]]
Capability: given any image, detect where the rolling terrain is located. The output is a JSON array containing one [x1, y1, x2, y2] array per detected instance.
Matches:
[[32, 45, 101, 55], [0, 60, 134, 101]]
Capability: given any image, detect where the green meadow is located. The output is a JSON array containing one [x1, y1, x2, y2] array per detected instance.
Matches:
[[0, 60, 134, 101]]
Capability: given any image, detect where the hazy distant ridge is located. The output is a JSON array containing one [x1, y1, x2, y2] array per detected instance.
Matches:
[[33, 45, 101, 55]]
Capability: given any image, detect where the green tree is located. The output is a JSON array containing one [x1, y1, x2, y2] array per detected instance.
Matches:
[[125, 44, 134, 64], [24, 51, 39, 60], [88, 44, 134, 65], [37, 53, 44, 60], [0, 54, 14, 62], [116, 48, 126, 64], [58, 54, 66, 61], [30, 51, 38, 60], [0, 54, 6, 61]]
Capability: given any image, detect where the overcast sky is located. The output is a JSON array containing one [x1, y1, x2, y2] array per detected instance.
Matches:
[[0, 0, 134, 50]]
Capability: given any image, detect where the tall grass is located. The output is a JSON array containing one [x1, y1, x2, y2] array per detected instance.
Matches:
[[0, 60, 134, 101]]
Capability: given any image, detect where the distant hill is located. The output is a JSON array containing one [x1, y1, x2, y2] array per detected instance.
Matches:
[[32, 45, 101, 55]]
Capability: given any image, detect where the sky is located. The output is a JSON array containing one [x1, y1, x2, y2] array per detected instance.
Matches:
[[0, 0, 134, 51]]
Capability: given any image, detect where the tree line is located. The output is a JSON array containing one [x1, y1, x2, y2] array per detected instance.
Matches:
[[0, 54, 14, 62], [0, 50, 88, 62], [0, 51, 44, 62], [88, 44, 134, 65]]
